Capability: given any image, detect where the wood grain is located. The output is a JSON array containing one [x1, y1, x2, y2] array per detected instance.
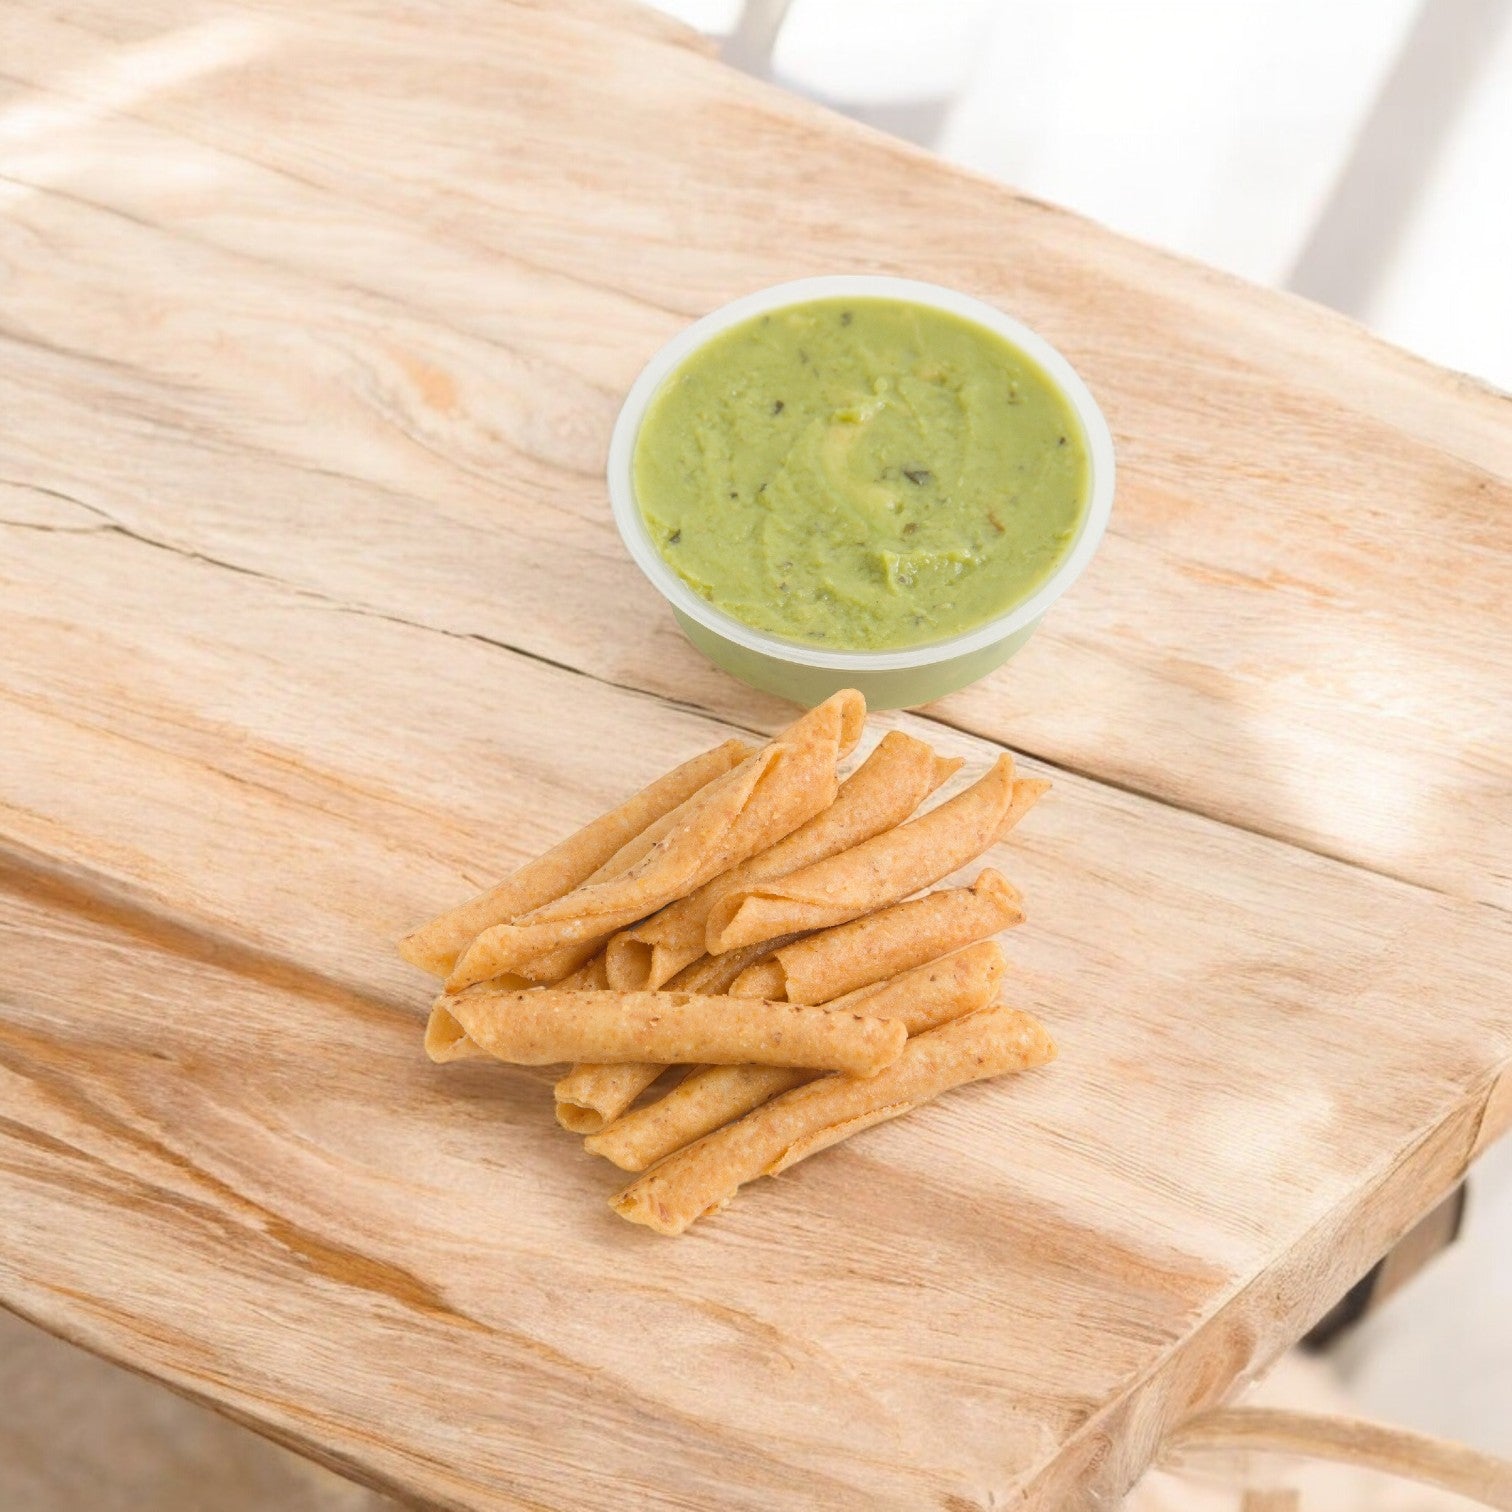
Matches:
[[1, 0, 1510, 1507], [3, 522, 1510, 1508], [0, 0, 1507, 905]]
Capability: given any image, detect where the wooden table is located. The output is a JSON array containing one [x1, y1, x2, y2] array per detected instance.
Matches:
[[2, 2, 1509, 1507]]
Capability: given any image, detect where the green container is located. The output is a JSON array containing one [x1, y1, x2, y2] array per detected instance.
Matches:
[[672, 609, 1043, 711], [608, 276, 1114, 711]]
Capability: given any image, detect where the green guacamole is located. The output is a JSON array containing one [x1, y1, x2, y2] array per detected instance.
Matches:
[[633, 297, 1089, 651]]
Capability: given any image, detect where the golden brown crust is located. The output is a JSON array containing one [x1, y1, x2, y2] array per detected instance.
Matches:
[[731, 869, 1023, 1005], [706, 758, 1043, 953], [397, 738, 750, 977], [441, 988, 907, 1076], [611, 1005, 1056, 1234], [410, 692, 1062, 1238], [553, 1061, 665, 1133], [605, 732, 959, 991], [584, 942, 1005, 1173], [550, 936, 809, 1131], [445, 693, 862, 990], [424, 947, 611, 1063], [586, 1064, 810, 1172]]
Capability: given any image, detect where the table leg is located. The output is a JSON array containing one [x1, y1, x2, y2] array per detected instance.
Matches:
[[1304, 1182, 1467, 1347]]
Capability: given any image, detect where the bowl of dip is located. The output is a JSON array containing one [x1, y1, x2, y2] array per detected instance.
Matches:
[[607, 275, 1114, 710]]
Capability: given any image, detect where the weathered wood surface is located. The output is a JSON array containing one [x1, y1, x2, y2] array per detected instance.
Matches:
[[2, 0, 1509, 902], [1, 1, 1510, 1508]]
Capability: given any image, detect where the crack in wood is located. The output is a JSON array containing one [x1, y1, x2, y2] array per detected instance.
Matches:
[[0, 482, 1484, 909]]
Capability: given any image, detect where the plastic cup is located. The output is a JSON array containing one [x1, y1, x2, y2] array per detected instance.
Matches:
[[607, 275, 1114, 710]]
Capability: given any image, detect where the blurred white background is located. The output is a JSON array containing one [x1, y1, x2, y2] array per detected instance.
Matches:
[[654, 0, 1512, 391]]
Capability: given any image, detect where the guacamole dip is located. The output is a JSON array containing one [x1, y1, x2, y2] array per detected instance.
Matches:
[[633, 297, 1089, 651]]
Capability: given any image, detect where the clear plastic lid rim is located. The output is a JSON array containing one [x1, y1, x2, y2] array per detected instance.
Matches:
[[606, 275, 1116, 672]]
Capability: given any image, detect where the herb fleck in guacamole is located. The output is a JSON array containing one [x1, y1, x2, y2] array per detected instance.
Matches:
[[634, 297, 1089, 651]]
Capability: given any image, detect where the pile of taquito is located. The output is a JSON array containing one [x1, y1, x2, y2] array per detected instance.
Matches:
[[399, 690, 1055, 1234]]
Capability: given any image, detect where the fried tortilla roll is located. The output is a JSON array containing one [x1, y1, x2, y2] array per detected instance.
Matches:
[[425, 951, 609, 1063], [585, 941, 1007, 1171], [437, 989, 906, 1077], [611, 1003, 1056, 1234], [446, 691, 865, 991], [508, 699, 866, 987], [424, 1001, 491, 1063], [554, 1062, 665, 1134], [820, 938, 1006, 1023], [606, 732, 960, 991], [552, 936, 809, 1133], [516, 793, 763, 983], [558, 880, 966, 1135], [707, 757, 1047, 953], [451, 753, 785, 987], [398, 738, 750, 977], [664, 938, 807, 995], [729, 868, 1023, 1005]]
